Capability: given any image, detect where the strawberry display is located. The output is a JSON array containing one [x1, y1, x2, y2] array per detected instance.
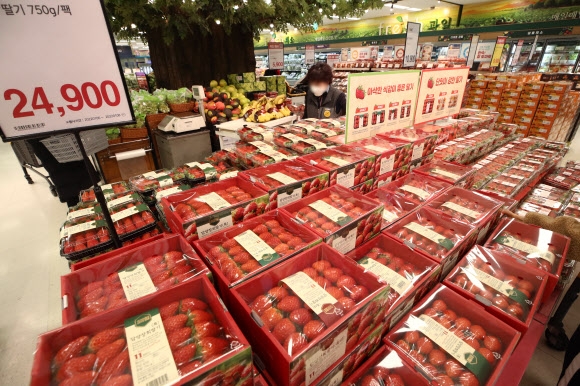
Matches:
[[346, 137, 410, 176], [273, 132, 326, 155], [481, 174, 525, 198], [387, 285, 518, 386], [381, 173, 450, 205], [237, 125, 273, 142], [543, 168, 580, 190], [302, 118, 345, 134], [378, 129, 437, 161], [108, 200, 156, 238], [426, 188, 502, 228], [173, 162, 217, 183], [248, 148, 288, 167], [60, 214, 112, 258], [80, 182, 130, 203], [365, 188, 416, 229], [272, 145, 299, 159], [507, 165, 537, 180], [414, 160, 475, 186], [129, 170, 179, 193], [204, 150, 232, 165]]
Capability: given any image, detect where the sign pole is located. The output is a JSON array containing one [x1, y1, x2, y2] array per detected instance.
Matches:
[[74, 131, 121, 248]]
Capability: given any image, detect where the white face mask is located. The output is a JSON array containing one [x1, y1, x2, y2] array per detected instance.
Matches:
[[310, 85, 329, 97]]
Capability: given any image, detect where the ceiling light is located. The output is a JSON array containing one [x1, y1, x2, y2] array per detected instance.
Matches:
[[216, 19, 221, 24], [319, 8, 323, 13], [294, 27, 298, 31], [438, 0, 441, 3]]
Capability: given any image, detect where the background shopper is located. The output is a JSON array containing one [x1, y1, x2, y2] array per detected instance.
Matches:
[[302, 63, 346, 119]]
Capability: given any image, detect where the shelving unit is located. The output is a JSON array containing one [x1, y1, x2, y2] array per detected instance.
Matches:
[[538, 42, 580, 73]]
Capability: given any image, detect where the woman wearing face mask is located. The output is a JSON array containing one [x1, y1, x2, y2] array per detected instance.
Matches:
[[302, 63, 346, 119]]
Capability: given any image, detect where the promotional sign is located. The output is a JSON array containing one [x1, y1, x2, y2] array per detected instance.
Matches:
[[345, 70, 421, 143], [467, 35, 480, 67], [421, 43, 434, 61], [341, 48, 349, 62], [350, 47, 371, 60], [384, 45, 394, 60], [403, 22, 421, 68], [268, 42, 284, 70], [394, 45, 405, 62], [474, 41, 494, 62], [460, 43, 471, 59], [370, 46, 379, 60], [490, 36, 507, 67], [0, 0, 134, 141], [528, 35, 539, 61], [447, 43, 461, 59], [414, 67, 469, 125], [305, 45, 315, 66], [326, 54, 340, 67], [510, 40, 525, 66]]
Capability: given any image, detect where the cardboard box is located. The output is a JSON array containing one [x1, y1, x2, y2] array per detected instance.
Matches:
[[534, 110, 557, 120], [488, 81, 509, 89], [471, 80, 488, 88], [523, 82, 545, 92], [541, 93, 565, 103], [470, 88, 486, 96], [484, 89, 503, 98], [502, 90, 522, 99], [517, 99, 539, 109], [543, 82, 572, 94], [497, 114, 514, 123], [464, 102, 482, 109], [498, 105, 516, 115], [520, 90, 542, 101], [499, 98, 518, 107], [538, 100, 563, 111]]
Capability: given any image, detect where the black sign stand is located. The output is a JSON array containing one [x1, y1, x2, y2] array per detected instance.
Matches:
[[74, 131, 121, 248]]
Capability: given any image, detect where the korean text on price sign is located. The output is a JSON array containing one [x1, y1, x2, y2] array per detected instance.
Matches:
[[268, 42, 285, 70], [0, 0, 134, 141]]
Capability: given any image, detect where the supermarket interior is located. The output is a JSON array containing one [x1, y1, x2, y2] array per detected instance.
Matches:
[[5, 0, 580, 385]]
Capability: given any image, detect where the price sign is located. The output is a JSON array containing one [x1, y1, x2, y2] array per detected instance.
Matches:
[[0, 0, 134, 141], [466, 35, 480, 67], [305, 45, 315, 66], [268, 42, 284, 70], [403, 22, 421, 68], [326, 54, 340, 67], [491, 36, 507, 67], [474, 41, 494, 63]]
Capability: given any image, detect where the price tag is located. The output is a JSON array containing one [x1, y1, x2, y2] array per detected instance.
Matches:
[[267, 172, 297, 185], [198, 192, 231, 211], [234, 230, 280, 266], [118, 263, 157, 301], [268, 42, 284, 70]]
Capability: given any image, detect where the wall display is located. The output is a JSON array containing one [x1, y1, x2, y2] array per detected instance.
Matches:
[[305, 45, 315, 66], [510, 40, 525, 66], [403, 22, 421, 68], [414, 67, 469, 125], [0, 0, 134, 141], [474, 41, 494, 62], [268, 42, 284, 70], [491, 36, 507, 67], [345, 71, 421, 143]]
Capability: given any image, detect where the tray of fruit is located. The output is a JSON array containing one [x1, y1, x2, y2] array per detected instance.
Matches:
[[385, 284, 520, 386], [273, 132, 327, 154], [563, 202, 580, 217], [302, 118, 345, 133], [59, 214, 113, 261], [516, 202, 559, 218], [247, 147, 289, 167], [524, 194, 565, 211], [345, 137, 411, 176], [480, 174, 525, 198], [194, 210, 322, 295], [379, 172, 451, 205], [129, 169, 183, 195], [80, 182, 131, 203], [227, 243, 390, 386], [351, 180, 374, 195], [204, 149, 231, 165], [66, 202, 101, 221], [153, 183, 191, 202], [378, 128, 438, 161], [507, 164, 538, 180], [108, 195, 157, 241], [31, 276, 253, 386], [239, 160, 329, 210], [237, 124, 274, 142], [444, 245, 548, 333], [271, 145, 299, 159], [61, 234, 209, 323], [544, 170, 580, 190], [174, 162, 218, 185], [365, 188, 417, 229], [414, 160, 475, 187], [281, 185, 384, 254], [298, 145, 376, 188]]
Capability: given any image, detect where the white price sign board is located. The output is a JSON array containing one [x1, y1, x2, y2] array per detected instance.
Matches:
[[474, 41, 494, 62], [305, 45, 315, 66], [414, 67, 469, 125], [403, 22, 421, 68], [268, 42, 284, 70], [350, 47, 371, 60], [345, 70, 421, 143], [0, 0, 134, 141]]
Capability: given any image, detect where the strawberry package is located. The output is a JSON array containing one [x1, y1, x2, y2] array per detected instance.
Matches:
[[425, 187, 503, 244], [345, 137, 411, 176], [129, 169, 183, 195], [480, 174, 525, 198], [444, 245, 548, 333], [516, 202, 559, 218], [60, 214, 113, 260], [365, 188, 416, 230], [32, 276, 254, 386], [543, 169, 580, 190], [152, 183, 191, 204], [346, 234, 440, 332], [227, 243, 390, 386], [107, 194, 157, 241], [173, 162, 218, 185], [281, 185, 384, 254], [160, 176, 268, 242], [273, 132, 328, 154], [530, 184, 571, 203], [378, 128, 438, 162], [350, 179, 374, 195], [408, 154, 434, 173], [385, 284, 520, 386], [414, 160, 475, 188], [239, 160, 329, 211], [237, 125, 274, 143], [233, 140, 289, 167], [121, 227, 163, 247], [384, 207, 477, 276], [522, 194, 565, 212], [301, 118, 345, 133], [80, 182, 131, 203], [66, 202, 101, 222], [61, 234, 209, 323], [485, 218, 570, 300], [342, 346, 430, 386], [298, 146, 376, 188], [272, 145, 300, 159], [379, 172, 451, 205], [193, 210, 321, 299], [507, 164, 538, 181], [563, 202, 580, 217]]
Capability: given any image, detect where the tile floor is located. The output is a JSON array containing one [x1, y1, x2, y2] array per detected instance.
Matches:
[[0, 133, 579, 386]]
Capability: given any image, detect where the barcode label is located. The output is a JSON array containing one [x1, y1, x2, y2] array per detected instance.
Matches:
[[146, 374, 169, 386]]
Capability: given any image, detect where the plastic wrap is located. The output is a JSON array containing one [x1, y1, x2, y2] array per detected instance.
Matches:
[[237, 125, 274, 143], [379, 173, 451, 205], [481, 174, 525, 198], [129, 169, 183, 195], [107, 194, 157, 240], [378, 129, 438, 161], [80, 182, 131, 203], [59, 214, 112, 260], [365, 188, 417, 229], [273, 132, 327, 154], [414, 160, 475, 187], [345, 137, 411, 175]]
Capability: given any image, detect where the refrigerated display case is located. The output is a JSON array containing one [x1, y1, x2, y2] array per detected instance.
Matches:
[[538, 40, 580, 73], [505, 40, 544, 72]]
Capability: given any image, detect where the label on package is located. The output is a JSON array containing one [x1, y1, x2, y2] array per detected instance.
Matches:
[[313, 128, 335, 137], [364, 144, 388, 153], [532, 189, 552, 198], [304, 329, 348, 386], [267, 172, 298, 185], [326, 370, 344, 386], [111, 204, 147, 222], [282, 133, 302, 143], [336, 165, 355, 188], [118, 263, 157, 301], [412, 143, 425, 160], [325, 156, 350, 167], [442, 201, 480, 219], [282, 271, 344, 325], [465, 266, 530, 309], [198, 192, 231, 211], [156, 186, 183, 200], [533, 198, 560, 209], [382, 210, 399, 222], [219, 171, 238, 180], [67, 207, 96, 220], [358, 257, 411, 295], [234, 230, 280, 266], [60, 220, 101, 238], [404, 222, 454, 250], [249, 141, 272, 151], [259, 148, 287, 162], [185, 162, 217, 179], [107, 194, 137, 209], [158, 176, 173, 188], [416, 314, 492, 384], [294, 123, 315, 133], [142, 171, 167, 179], [400, 185, 429, 200], [497, 179, 517, 188], [302, 138, 327, 150], [494, 234, 556, 264], [278, 183, 303, 207], [331, 227, 357, 254], [379, 154, 396, 174], [125, 309, 180, 386], [309, 201, 351, 227], [431, 168, 461, 181]]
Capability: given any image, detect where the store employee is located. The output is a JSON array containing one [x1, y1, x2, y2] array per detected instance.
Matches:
[[302, 63, 346, 119]]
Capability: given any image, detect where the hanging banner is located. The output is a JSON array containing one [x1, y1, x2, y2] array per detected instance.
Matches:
[[350, 47, 371, 60], [414, 67, 469, 125], [305, 45, 315, 66], [268, 42, 284, 70], [326, 54, 340, 67], [403, 22, 421, 68], [0, 0, 134, 141], [490, 36, 507, 67], [344, 70, 421, 143], [510, 40, 525, 66], [528, 35, 539, 62], [447, 43, 461, 59], [384, 45, 394, 60], [474, 41, 494, 63], [466, 35, 480, 67]]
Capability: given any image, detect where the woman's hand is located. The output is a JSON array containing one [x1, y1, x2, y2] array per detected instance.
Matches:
[[501, 208, 525, 222]]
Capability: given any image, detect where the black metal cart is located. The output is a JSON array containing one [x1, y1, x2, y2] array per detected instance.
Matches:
[[10, 140, 58, 197]]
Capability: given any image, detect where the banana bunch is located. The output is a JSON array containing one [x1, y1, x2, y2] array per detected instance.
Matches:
[[243, 94, 291, 123]]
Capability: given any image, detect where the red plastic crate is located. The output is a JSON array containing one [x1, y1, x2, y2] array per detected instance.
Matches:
[[365, 188, 418, 230], [238, 160, 329, 210], [378, 128, 438, 161], [227, 243, 390, 386], [61, 234, 210, 324], [484, 218, 570, 302], [444, 245, 548, 334], [280, 185, 384, 254], [378, 172, 451, 205], [385, 284, 520, 386], [345, 137, 411, 175], [414, 160, 476, 187], [32, 276, 253, 386]]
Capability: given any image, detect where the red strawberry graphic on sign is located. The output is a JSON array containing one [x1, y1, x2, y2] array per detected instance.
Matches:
[[355, 86, 365, 100], [427, 77, 434, 89]]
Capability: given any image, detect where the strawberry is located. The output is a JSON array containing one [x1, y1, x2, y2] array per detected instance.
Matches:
[[326, 286, 345, 299], [59, 371, 96, 386], [265, 220, 280, 229], [189, 309, 214, 324], [80, 300, 106, 318], [337, 275, 356, 291], [56, 354, 96, 382], [179, 360, 202, 374], [104, 273, 120, 287], [88, 328, 124, 353], [338, 297, 356, 311], [171, 264, 191, 277], [314, 276, 331, 289], [349, 285, 370, 302], [241, 260, 261, 273], [180, 297, 208, 313], [143, 254, 164, 268], [77, 287, 104, 310], [289, 308, 312, 326], [197, 337, 229, 361], [302, 267, 318, 279], [274, 243, 290, 255], [102, 374, 132, 386], [222, 239, 240, 250], [252, 225, 268, 234], [159, 301, 180, 319], [193, 321, 222, 339], [272, 319, 296, 343], [266, 237, 282, 248], [303, 320, 325, 341], [261, 308, 284, 331], [250, 295, 272, 315], [164, 250, 183, 263], [152, 271, 172, 286], [284, 333, 308, 354], [53, 336, 89, 367], [277, 296, 302, 313], [96, 339, 126, 365], [233, 252, 251, 265], [107, 298, 128, 310], [360, 375, 381, 386], [322, 267, 344, 284], [173, 343, 197, 366], [355, 86, 365, 100], [267, 286, 289, 302], [312, 260, 331, 273], [77, 281, 103, 299], [168, 327, 193, 350], [163, 314, 189, 334], [96, 350, 129, 384]]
